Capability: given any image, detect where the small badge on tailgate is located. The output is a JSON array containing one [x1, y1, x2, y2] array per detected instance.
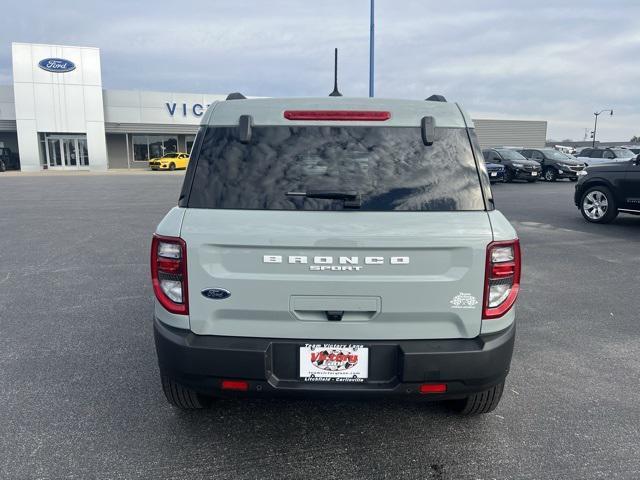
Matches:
[[201, 288, 231, 300]]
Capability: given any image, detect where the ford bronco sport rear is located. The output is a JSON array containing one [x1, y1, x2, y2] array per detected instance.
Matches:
[[152, 96, 519, 415]]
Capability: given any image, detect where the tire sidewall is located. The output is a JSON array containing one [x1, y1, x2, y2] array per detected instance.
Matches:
[[544, 167, 557, 182], [580, 186, 618, 223]]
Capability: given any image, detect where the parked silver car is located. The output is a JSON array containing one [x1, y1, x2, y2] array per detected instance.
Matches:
[[575, 147, 636, 166]]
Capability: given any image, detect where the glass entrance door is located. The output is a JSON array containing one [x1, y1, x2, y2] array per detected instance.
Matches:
[[62, 138, 77, 166], [44, 135, 89, 169], [77, 138, 88, 166], [47, 138, 63, 167]]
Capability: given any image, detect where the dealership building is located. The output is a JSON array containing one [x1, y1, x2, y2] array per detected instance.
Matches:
[[0, 42, 548, 172]]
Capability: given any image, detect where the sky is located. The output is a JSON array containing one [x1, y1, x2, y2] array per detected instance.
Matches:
[[1, 0, 639, 141]]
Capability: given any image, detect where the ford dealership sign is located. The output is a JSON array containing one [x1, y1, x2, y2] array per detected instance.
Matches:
[[38, 58, 76, 73]]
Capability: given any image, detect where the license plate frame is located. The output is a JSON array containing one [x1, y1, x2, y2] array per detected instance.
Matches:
[[299, 344, 369, 383]]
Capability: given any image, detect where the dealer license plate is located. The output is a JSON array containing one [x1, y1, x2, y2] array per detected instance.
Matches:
[[490, 172, 498, 177], [299, 344, 369, 382], [531, 171, 538, 176]]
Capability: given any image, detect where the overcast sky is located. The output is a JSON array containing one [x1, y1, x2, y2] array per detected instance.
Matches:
[[1, 0, 638, 141]]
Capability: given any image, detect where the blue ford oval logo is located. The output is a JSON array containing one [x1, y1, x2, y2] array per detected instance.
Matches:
[[38, 58, 76, 73], [201, 288, 231, 300]]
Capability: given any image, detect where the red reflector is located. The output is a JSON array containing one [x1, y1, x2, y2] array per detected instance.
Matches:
[[221, 380, 249, 392], [491, 262, 516, 278], [283, 110, 391, 121], [157, 257, 181, 273], [419, 383, 447, 394]]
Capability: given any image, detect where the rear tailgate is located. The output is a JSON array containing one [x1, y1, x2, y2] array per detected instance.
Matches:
[[182, 210, 491, 340]]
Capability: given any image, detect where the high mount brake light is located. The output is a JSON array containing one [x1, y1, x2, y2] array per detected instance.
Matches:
[[151, 235, 188, 315], [283, 110, 391, 121], [483, 240, 521, 319]]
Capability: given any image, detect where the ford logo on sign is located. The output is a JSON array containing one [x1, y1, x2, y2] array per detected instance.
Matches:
[[201, 288, 231, 300], [38, 58, 76, 73]]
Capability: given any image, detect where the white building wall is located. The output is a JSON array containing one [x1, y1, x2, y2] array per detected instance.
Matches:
[[103, 89, 226, 125], [473, 119, 548, 149], [11, 42, 107, 171]]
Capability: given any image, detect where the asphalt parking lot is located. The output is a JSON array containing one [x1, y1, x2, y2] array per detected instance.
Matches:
[[0, 174, 638, 479]]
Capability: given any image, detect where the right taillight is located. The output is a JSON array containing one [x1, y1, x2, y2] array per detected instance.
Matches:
[[483, 239, 521, 319], [151, 234, 188, 315]]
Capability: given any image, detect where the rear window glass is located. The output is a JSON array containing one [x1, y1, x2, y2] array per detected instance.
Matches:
[[187, 126, 485, 211]]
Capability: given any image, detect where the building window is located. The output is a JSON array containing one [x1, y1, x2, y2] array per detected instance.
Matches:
[[132, 135, 149, 161], [185, 135, 196, 153], [131, 135, 179, 162]]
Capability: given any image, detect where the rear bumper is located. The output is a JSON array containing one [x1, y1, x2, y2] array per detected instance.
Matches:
[[154, 318, 515, 399]]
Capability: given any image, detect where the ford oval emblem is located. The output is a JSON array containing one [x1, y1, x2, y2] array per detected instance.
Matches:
[[38, 58, 76, 73], [201, 288, 231, 300]]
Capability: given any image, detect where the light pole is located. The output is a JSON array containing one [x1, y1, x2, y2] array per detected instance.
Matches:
[[592, 109, 613, 147], [369, 0, 375, 97]]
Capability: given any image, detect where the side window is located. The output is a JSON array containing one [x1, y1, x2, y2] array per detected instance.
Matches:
[[603, 150, 615, 159], [580, 149, 591, 157], [531, 151, 544, 161], [482, 150, 491, 161], [519, 150, 531, 158], [591, 150, 603, 159]]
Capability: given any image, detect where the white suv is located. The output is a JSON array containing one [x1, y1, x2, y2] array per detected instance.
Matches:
[[151, 95, 520, 415]]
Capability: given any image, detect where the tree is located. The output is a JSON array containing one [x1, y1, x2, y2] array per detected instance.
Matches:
[[630, 136, 640, 143]]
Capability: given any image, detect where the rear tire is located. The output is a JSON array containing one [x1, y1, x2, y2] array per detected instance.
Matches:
[[161, 375, 212, 409], [449, 381, 504, 416]]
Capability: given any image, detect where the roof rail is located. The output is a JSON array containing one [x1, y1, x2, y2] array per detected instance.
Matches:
[[426, 94, 447, 102], [226, 92, 247, 100]]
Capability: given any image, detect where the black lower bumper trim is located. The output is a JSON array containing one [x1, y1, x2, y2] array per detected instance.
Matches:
[[154, 318, 515, 398]]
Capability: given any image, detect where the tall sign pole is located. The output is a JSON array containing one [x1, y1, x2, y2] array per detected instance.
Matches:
[[369, 0, 375, 97]]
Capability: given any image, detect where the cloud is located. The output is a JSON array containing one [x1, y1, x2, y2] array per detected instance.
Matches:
[[1, 0, 638, 141]]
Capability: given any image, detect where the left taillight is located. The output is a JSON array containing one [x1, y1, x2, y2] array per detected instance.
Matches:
[[151, 234, 188, 315], [483, 239, 521, 319]]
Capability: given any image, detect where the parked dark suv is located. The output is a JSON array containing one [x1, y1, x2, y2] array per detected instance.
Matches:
[[518, 148, 586, 182], [574, 155, 640, 223], [482, 148, 541, 182]]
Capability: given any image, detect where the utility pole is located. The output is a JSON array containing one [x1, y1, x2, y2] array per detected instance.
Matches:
[[592, 109, 613, 147], [369, 0, 375, 97]]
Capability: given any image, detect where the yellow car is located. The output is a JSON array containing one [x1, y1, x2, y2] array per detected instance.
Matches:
[[149, 153, 189, 171]]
